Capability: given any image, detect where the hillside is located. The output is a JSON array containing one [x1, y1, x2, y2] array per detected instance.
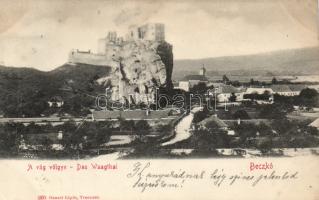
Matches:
[[1, 47, 318, 116], [173, 47, 319, 79], [0, 63, 111, 117]]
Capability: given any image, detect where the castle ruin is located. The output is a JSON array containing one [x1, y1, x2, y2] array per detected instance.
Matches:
[[68, 23, 173, 105]]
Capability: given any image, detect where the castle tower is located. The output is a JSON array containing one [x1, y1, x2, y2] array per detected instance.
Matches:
[[127, 25, 139, 41], [138, 23, 165, 41], [97, 31, 118, 54], [126, 23, 165, 41], [199, 65, 206, 76], [107, 31, 117, 42]]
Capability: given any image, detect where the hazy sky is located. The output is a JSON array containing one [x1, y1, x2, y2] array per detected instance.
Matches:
[[0, 0, 318, 70]]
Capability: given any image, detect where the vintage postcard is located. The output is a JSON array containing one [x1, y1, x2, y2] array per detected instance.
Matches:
[[0, 0, 318, 199]]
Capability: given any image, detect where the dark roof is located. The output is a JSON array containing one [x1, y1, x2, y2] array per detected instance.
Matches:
[[182, 75, 208, 81], [93, 110, 172, 120], [271, 85, 292, 93], [218, 85, 239, 93], [271, 84, 307, 92], [49, 96, 63, 102], [288, 84, 307, 92], [199, 115, 228, 128]]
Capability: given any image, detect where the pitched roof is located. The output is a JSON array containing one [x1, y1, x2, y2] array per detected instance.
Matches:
[[270, 84, 307, 93], [219, 85, 239, 94], [245, 87, 273, 94], [288, 84, 307, 92], [182, 75, 208, 81], [49, 96, 63, 102], [271, 85, 292, 93], [211, 83, 241, 94], [238, 88, 247, 92], [199, 115, 228, 128], [309, 118, 319, 128]]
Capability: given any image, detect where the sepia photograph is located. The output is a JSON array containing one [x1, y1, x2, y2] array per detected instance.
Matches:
[[0, 0, 318, 199]]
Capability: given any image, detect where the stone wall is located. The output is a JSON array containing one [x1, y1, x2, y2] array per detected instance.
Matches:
[[68, 50, 115, 66], [67, 40, 173, 104]]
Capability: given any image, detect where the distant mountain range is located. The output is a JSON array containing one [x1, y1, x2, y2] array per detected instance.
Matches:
[[173, 47, 319, 79]]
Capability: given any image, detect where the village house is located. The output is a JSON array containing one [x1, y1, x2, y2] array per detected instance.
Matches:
[[177, 81, 191, 92], [271, 85, 306, 96], [245, 87, 273, 95], [48, 96, 64, 108], [271, 85, 293, 96], [287, 84, 307, 96], [213, 84, 245, 103], [242, 87, 274, 104], [198, 114, 236, 136], [177, 66, 208, 92]]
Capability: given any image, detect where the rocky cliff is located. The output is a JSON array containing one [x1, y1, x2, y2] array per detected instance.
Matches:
[[70, 40, 173, 104]]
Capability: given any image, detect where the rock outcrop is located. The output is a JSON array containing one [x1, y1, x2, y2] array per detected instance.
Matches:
[[106, 40, 173, 104], [69, 40, 173, 104], [68, 23, 173, 104]]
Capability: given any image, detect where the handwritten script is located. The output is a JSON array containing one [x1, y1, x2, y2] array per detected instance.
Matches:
[[126, 162, 298, 192]]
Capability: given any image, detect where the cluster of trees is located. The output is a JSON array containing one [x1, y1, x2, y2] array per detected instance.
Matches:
[[241, 88, 318, 119], [119, 119, 151, 132], [190, 82, 210, 94], [233, 122, 272, 139], [118, 118, 152, 141], [243, 91, 272, 101], [0, 123, 20, 156], [258, 103, 294, 119], [231, 120, 319, 151], [232, 110, 250, 119], [188, 116, 319, 156], [219, 75, 310, 89], [234, 120, 318, 138], [1, 89, 96, 118], [60, 121, 112, 150], [273, 88, 319, 108], [2, 91, 51, 117], [120, 120, 166, 158], [0, 121, 114, 157], [0, 117, 157, 158], [298, 88, 319, 107], [228, 93, 237, 102], [244, 88, 319, 108], [191, 122, 230, 155], [220, 75, 277, 87], [192, 107, 210, 124], [247, 77, 291, 87], [221, 75, 242, 87], [59, 94, 93, 117]]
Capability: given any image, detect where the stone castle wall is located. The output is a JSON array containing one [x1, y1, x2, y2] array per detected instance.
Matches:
[[67, 23, 173, 104], [68, 51, 112, 66]]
